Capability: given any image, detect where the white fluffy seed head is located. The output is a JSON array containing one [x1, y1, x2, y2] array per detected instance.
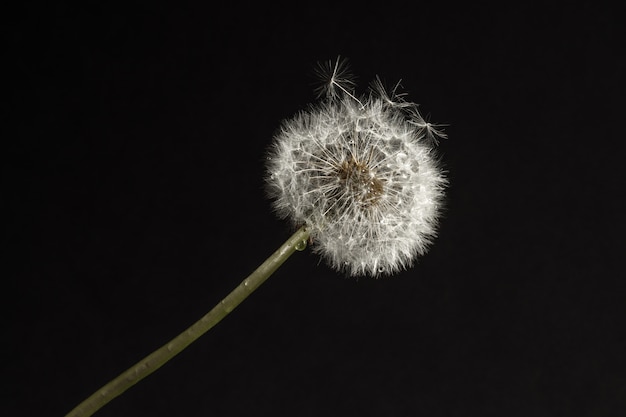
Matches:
[[265, 59, 447, 277]]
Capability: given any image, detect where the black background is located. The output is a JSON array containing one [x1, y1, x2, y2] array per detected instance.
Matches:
[[4, 2, 624, 416]]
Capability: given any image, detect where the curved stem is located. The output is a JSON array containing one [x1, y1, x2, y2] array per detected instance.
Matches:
[[65, 226, 310, 417]]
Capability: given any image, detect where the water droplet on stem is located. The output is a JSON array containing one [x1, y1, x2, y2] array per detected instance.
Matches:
[[295, 239, 307, 251]]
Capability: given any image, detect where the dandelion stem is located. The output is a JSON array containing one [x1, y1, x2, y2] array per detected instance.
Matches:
[[65, 225, 310, 417]]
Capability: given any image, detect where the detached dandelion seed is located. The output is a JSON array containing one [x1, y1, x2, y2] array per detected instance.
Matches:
[[266, 58, 447, 277]]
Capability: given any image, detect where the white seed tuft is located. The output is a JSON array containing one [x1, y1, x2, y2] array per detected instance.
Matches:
[[265, 59, 447, 277], [312, 55, 357, 100]]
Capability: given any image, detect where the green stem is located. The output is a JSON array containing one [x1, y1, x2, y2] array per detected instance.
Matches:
[[65, 225, 310, 417]]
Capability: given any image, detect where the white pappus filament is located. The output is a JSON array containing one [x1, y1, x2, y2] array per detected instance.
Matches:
[[265, 58, 447, 277]]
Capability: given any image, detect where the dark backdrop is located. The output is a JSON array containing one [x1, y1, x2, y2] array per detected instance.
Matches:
[[4, 2, 624, 416]]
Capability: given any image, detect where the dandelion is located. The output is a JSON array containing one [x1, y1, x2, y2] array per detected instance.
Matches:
[[266, 57, 446, 276], [64, 57, 447, 417]]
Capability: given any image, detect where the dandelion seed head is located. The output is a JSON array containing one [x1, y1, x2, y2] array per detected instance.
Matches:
[[266, 59, 447, 277]]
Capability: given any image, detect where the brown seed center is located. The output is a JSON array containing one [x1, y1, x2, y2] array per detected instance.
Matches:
[[336, 157, 384, 207]]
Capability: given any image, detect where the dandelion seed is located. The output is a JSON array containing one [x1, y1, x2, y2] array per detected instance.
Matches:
[[312, 55, 357, 101], [266, 58, 447, 277]]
